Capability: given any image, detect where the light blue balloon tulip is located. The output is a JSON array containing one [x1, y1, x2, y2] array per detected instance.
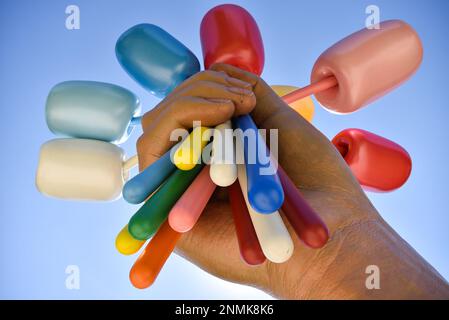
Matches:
[[46, 81, 141, 143]]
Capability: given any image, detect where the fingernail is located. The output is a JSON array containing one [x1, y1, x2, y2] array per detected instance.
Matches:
[[227, 77, 252, 89], [228, 86, 253, 96]]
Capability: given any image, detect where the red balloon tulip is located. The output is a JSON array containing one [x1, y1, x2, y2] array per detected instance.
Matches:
[[332, 129, 412, 192], [200, 4, 265, 75], [228, 181, 266, 266]]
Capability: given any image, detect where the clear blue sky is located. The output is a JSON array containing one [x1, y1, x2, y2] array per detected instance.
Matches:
[[1, 0, 448, 299]]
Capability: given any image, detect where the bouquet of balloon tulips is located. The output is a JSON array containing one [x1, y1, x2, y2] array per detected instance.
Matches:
[[36, 4, 420, 289]]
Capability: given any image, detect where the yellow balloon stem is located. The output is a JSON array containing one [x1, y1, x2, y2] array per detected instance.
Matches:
[[115, 225, 146, 255], [173, 126, 211, 170]]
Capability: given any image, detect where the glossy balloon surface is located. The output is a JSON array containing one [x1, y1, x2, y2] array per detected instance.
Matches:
[[46, 81, 140, 143], [115, 225, 146, 255], [130, 221, 181, 289], [123, 149, 175, 204], [128, 165, 203, 240], [312, 20, 423, 113], [36, 138, 126, 201], [200, 4, 264, 75], [116, 24, 200, 98], [332, 128, 412, 192], [228, 181, 266, 265], [234, 115, 284, 213]]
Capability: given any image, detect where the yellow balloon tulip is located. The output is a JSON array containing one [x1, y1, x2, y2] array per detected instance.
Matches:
[[174, 126, 211, 171], [115, 225, 145, 255], [271, 85, 315, 122]]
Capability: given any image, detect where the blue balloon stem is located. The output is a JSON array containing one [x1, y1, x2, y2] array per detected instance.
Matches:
[[234, 114, 284, 213]]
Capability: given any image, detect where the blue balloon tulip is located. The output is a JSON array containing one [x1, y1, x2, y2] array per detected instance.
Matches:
[[115, 24, 200, 98]]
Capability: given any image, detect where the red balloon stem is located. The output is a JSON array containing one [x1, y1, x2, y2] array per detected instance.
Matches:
[[335, 139, 350, 158], [282, 76, 338, 104]]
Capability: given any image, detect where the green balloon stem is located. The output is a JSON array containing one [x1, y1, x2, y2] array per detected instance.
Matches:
[[128, 164, 203, 240]]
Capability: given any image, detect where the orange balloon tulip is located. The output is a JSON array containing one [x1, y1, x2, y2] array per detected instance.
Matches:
[[129, 220, 181, 289]]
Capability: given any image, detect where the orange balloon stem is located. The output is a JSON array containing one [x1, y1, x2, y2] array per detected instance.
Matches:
[[129, 220, 181, 289], [282, 76, 338, 104]]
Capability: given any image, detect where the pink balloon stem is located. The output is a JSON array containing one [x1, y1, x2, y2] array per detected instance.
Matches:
[[281, 76, 338, 104], [168, 166, 216, 233]]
